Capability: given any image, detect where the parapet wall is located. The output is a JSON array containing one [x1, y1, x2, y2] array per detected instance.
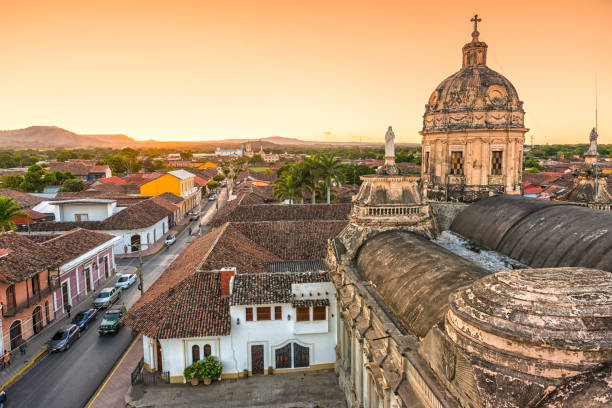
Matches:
[[429, 202, 469, 231]]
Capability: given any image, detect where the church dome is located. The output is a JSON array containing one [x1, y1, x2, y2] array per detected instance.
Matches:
[[422, 21, 525, 132], [446, 267, 612, 379]]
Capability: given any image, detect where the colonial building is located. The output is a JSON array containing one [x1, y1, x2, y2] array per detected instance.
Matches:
[[40, 228, 119, 320], [140, 170, 201, 213], [420, 16, 526, 202]]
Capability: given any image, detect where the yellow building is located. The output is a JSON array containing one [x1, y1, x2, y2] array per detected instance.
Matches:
[[140, 170, 201, 214], [193, 161, 217, 170]]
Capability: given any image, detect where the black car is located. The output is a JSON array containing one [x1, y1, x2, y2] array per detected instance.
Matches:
[[98, 305, 127, 335], [48, 325, 80, 352], [71, 308, 98, 330]]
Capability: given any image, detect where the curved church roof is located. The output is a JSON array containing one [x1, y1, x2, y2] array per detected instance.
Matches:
[[451, 195, 612, 272], [356, 230, 488, 338]]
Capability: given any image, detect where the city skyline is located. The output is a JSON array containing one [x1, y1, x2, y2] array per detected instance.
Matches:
[[1, 0, 610, 144]]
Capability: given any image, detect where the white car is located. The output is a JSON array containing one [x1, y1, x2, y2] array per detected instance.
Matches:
[[165, 235, 176, 245], [208, 194, 218, 201], [115, 273, 137, 289]]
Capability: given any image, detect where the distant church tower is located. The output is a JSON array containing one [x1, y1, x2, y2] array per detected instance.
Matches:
[[420, 15, 527, 202]]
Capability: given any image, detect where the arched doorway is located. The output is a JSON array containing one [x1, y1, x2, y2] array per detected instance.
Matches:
[[32, 306, 43, 335], [130, 235, 141, 253], [9, 320, 22, 350]]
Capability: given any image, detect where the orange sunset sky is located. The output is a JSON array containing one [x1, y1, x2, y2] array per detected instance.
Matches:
[[1, 0, 610, 144]]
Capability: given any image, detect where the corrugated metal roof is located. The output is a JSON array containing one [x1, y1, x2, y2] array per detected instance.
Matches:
[[263, 260, 326, 273], [168, 170, 195, 180]]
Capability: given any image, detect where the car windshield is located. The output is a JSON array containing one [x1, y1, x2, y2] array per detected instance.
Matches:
[[104, 312, 121, 319], [72, 312, 86, 322], [98, 292, 111, 298], [118, 276, 128, 282], [52, 331, 69, 341]]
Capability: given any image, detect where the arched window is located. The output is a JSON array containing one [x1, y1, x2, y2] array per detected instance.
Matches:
[[204, 344, 211, 357], [9, 320, 22, 350], [192, 345, 200, 363]]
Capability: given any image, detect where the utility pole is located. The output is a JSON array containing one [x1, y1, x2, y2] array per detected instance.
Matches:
[[138, 245, 144, 297]]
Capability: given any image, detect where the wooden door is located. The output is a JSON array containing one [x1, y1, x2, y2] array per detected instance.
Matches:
[[104, 257, 110, 278], [61, 282, 70, 307], [84, 268, 92, 293], [251, 345, 264, 375], [156, 341, 163, 372]]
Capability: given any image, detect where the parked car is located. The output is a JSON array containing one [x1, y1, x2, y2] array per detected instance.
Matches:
[[93, 287, 121, 308], [71, 308, 98, 330], [98, 305, 127, 335], [115, 273, 137, 289], [165, 234, 176, 246], [208, 194, 218, 201], [190, 211, 200, 221], [49, 325, 80, 352]]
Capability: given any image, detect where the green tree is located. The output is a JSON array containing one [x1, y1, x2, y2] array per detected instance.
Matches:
[[20, 164, 46, 192], [222, 167, 230, 176], [3, 175, 23, 190], [316, 153, 346, 204], [206, 180, 219, 191], [104, 155, 128, 174], [273, 173, 302, 204], [0, 196, 27, 232], [339, 164, 375, 185], [248, 154, 264, 164], [213, 174, 225, 182], [43, 172, 57, 186], [56, 150, 74, 162], [60, 179, 86, 192], [180, 150, 193, 161], [302, 156, 322, 204]]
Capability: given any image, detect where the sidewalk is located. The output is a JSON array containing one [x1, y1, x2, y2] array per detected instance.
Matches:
[[117, 216, 192, 259], [0, 265, 136, 390]]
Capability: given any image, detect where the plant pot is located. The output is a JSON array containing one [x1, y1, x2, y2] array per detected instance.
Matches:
[[190, 378, 199, 386], [202, 377, 212, 385]]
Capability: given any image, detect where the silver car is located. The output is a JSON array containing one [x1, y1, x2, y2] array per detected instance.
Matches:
[[93, 287, 121, 308]]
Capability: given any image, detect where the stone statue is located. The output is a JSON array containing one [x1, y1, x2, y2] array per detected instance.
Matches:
[[385, 126, 395, 158], [586, 128, 598, 156]]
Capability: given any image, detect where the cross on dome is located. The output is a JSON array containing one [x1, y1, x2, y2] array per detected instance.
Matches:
[[470, 14, 482, 40]]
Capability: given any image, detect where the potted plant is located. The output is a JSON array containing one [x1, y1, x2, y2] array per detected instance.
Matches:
[[199, 356, 223, 385], [184, 363, 199, 386]]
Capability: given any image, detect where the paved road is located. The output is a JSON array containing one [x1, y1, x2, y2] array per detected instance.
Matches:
[[6, 198, 218, 408]]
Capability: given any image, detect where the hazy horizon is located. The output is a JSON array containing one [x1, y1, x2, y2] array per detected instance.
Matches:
[[1, 0, 610, 144]]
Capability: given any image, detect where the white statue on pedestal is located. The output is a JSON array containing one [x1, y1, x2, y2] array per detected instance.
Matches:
[[385, 126, 395, 158]]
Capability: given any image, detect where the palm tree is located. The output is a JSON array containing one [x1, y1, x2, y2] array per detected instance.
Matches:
[[273, 173, 301, 204], [0, 197, 27, 232], [302, 156, 322, 204], [317, 153, 346, 204], [290, 162, 312, 204]]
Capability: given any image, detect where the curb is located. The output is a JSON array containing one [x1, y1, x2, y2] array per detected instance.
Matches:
[[0, 347, 48, 390], [86, 333, 142, 408]]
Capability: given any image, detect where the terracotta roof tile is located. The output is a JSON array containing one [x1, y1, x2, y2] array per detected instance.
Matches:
[[0, 189, 45, 208], [230, 271, 330, 305], [41, 228, 116, 265], [210, 203, 351, 227], [0, 232, 60, 283], [47, 161, 91, 176]]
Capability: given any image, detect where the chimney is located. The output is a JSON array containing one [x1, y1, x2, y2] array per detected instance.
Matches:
[[220, 267, 236, 296]]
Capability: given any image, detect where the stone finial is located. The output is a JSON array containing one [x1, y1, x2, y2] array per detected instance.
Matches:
[[470, 14, 482, 41]]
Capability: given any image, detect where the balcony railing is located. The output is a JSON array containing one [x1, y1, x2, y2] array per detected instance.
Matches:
[[362, 206, 426, 217], [3, 286, 52, 317]]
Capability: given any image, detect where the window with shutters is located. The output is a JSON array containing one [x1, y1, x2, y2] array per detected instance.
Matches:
[[256, 307, 271, 321], [293, 343, 310, 368], [450, 151, 464, 175], [204, 344, 211, 357], [246, 307, 253, 321], [274, 306, 282, 320], [491, 151, 503, 175], [312, 306, 326, 321], [296, 307, 310, 322]]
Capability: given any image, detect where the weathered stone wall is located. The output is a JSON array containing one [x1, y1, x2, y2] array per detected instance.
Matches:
[[430, 202, 469, 231]]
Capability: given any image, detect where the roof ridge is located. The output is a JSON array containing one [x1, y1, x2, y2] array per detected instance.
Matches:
[[196, 223, 229, 270]]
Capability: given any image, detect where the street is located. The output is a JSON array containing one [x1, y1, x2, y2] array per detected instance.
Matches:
[[6, 197, 221, 408]]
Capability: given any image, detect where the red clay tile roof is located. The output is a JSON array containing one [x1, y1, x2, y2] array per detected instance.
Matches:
[[156, 192, 184, 204], [522, 172, 565, 187], [0, 189, 45, 208], [98, 176, 128, 185], [41, 228, 116, 265], [47, 161, 91, 176], [523, 183, 543, 194], [0, 232, 60, 283], [24, 197, 172, 232], [194, 176, 208, 187], [230, 271, 330, 305], [211, 203, 351, 227], [89, 165, 110, 172], [150, 196, 180, 213], [124, 272, 230, 339], [229, 221, 347, 260]]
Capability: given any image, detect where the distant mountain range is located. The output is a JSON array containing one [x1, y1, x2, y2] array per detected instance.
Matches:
[[0, 125, 417, 150]]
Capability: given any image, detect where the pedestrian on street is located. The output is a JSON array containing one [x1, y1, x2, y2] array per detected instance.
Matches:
[[3, 350, 10, 368], [188, 227, 192, 235], [65, 303, 72, 318], [19, 340, 26, 356]]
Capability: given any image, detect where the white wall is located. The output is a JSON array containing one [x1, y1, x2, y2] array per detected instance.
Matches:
[[54, 202, 115, 221], [108, 217, 168, 254]]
